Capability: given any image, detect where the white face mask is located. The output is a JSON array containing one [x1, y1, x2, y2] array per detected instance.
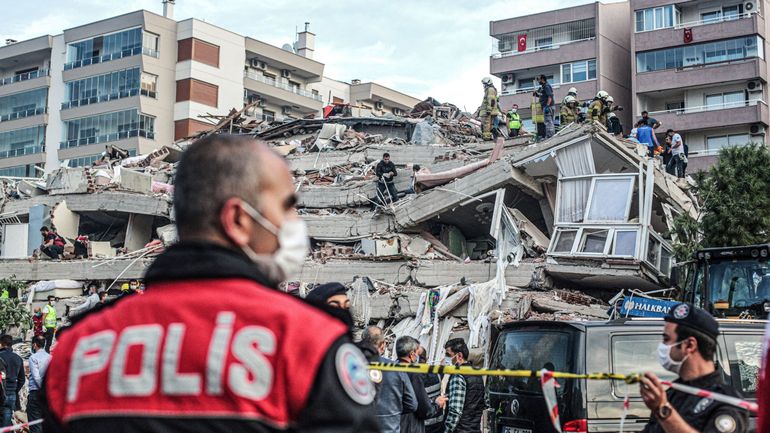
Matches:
[[511, 109, 517, 113], [657, 341, 688, 374], [239, 201, 309, 281]]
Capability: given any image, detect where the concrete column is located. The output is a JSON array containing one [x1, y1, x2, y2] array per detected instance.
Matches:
[[125, 214, 154, 251]]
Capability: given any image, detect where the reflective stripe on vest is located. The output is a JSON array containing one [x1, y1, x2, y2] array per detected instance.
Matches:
[[508, 112, 521, 129], [44, 306, 56, 328]]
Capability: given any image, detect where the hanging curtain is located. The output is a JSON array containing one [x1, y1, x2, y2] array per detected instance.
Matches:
[[554, 140, 596, 223]]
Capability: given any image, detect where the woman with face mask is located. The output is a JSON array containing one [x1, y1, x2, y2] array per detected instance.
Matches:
[[639, 303, 748, 433]]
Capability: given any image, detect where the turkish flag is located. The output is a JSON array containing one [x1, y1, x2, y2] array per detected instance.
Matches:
[[684, 28, 693, 43], [517, 34, 527, 52]]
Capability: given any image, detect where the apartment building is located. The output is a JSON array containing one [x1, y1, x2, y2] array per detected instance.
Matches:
[[631, 0, 769, 171], [0, 5, 416, 176], [490, 2, 632, 131], [309, 77, 421, 117]]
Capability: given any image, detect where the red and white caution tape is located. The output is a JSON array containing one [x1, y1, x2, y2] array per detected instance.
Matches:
[[0, 419, 42, 432], [541, 369, 562, 433], [662, 380, 759, 413]]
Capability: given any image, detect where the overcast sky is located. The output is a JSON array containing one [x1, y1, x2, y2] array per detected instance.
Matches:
[[1, 0, 596, 110]]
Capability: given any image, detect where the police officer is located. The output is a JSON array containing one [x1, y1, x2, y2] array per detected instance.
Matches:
[[640, 303, 748, 433], [479, 77, 500, 141], [43, 135, 379, 433]]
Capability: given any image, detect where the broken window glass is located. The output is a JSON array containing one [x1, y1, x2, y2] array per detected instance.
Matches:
[[614, 230, 637, 256], [647, 236, 661, 266], [581, 229, 608, 254], [553, 230, 577, 253], [660, 247, 673, 275], [585, 177, 634, 222]]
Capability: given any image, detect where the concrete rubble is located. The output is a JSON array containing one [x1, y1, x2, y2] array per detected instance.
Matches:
[[0, 103, 698, 357]]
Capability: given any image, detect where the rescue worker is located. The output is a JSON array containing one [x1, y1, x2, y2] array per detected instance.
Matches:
[[42, 134, 379, 432], [588, 91, 608, 124], [479, 77, 500, 140], [537, 75, 555, 138], [42, 295, 56, 352], [640, 303, 748, 433], [560, 95, 579, 125], [506, 104, 521, 137]]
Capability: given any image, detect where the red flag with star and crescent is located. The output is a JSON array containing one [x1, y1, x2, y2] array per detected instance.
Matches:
[[517, 34, 527, 52]]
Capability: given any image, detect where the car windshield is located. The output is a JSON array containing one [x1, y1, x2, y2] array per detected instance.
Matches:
[[488, 329, 574, 395], [697, 258, 770, 309]]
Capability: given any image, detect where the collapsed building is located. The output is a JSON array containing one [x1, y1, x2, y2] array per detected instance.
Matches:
[[0, 106, 697, 359]]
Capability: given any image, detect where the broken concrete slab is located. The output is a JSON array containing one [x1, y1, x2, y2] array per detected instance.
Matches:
[[51, 201, 79, 240], [0, 258, 153, 280], [1, 192, 172, 218], [118, 168, 153, 194], [287, 151, 366, 173], [91, 241, 116, 258], [302, 213, 397, 241], [125, 214, 154, 251], [46, 168, 94, 195]]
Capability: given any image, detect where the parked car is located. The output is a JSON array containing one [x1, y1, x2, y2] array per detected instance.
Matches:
[[486, 318, 764, 433]]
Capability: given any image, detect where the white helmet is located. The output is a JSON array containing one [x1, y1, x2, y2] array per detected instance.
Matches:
[[597, 90, 609, 99], [606, 96, 615, 104], [568, 87, 577, 95], [482, 77, 493, 86], [564, 95, 577, 104]]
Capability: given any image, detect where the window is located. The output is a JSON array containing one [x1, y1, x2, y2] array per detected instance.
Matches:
[[63, 68, 141, 108], [580, 229, 609, 253], [0, 88, 47, 121], [701, 10, 722, 24], [636, 36, 763, 72], [535, 37, 553, 50], [64, 27, 157, 69], [140, 72, 157, 97], [612, 335, 677, 397], [560, 59, 596, 84], [723, 5, 741, 20], [262, 110, 275, 122], [0, 164, 36, 177], [585, 177, 635, 222], [723, 333, 762, 397], [614, 231, 638, 256], [143, 31, 159, 52], [706, 133, 752, 153], [635, 5, 677, 32], [553, 230, 577, 253], [704, 91, 746, 110], [61, 109, 155, 148], [67, 154, 102, 168], [0, 126, 45, 159]]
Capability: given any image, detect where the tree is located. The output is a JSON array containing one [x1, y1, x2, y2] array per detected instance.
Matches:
[[671, 144, 770, 259], [0, 277, 30, 334]]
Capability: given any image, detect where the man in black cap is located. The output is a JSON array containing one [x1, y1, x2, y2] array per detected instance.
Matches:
[[306, 282, 350, 310], [640, 303, 748, 433]]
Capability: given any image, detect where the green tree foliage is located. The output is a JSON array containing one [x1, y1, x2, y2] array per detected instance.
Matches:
[[0, 277, 30, 333], [671, 144, 770, 260], [699, 144, 770, 247]]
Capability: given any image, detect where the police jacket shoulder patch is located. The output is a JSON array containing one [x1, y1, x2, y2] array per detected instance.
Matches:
[[335, 343, 375, 405]]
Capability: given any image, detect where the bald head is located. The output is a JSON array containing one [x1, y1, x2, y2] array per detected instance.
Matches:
[[174, 134, 291, 242]]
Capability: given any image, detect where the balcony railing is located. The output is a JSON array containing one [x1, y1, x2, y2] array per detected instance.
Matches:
[[0, 145, 43, 159], [0, 107, 47, 122], [59, 129, 155, 149], [64, 46, 159, 71], [492, 37, 596, 59], [501, 79, 597, 96], [61, 88, 140, 110], [243, 70, 323, 102], [674, 12, 757, 29], [0, 69, 49, 87], [647, 99, 764, 116]]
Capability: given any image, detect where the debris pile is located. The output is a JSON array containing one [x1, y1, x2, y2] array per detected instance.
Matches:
[[0, 101, 698, 357]]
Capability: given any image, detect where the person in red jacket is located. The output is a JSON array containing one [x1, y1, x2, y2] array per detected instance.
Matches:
[[43, 134, 378, 433], [31, 308, 44, 338]]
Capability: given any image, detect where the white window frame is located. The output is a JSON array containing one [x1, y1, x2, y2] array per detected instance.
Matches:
[[560, 59, 597, 85], [583, 175, 636, 223], [635, 5, 677, 32], [613, 229, 640, 257]]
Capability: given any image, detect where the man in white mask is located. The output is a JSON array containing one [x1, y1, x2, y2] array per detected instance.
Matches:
[[42, 135, 378, 433], [639, 303, 747, 433]]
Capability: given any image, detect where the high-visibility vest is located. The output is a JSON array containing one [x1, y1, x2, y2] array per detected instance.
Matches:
[[44, 305, 57, 329], [0, 290, 8, 299], [507, 111, 521, 129]]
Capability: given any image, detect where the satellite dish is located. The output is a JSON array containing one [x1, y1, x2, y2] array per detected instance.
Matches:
[[281, 43, 295, 53]]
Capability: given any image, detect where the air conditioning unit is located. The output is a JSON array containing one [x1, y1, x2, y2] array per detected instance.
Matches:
[[747, 80, 763, 92], [502, 74, 514, 84], [750, 123, 766, 135], [281, 69, 291, 79], [744, 0, 759, 14], [250, 58, 267, 70], [282, 106, 292, 115], [374, 101, 384, 110], [393, 107, 403, 116], [256, 99, 265, 108]]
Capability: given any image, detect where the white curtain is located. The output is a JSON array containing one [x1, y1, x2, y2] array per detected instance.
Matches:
[[554, 140, 596, 223]]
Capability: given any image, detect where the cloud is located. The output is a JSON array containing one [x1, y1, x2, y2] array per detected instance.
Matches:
[[0, 0, 597, 109]]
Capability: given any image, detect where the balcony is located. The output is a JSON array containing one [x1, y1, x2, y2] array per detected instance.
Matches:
[[243, 70, 323, 113], [0, 69, 49, 87], [60, 129, 155, 150], [0, 145, 43, 160], [499, 79, 598, 112], [491, 39, 596, 74], [647, 100, 768, 132], [636, 58, 766, 93], [61, 88, 141, 110], [63, 47, 159, 71], [0, 107, 47, 122], [634, 13, 764, 52]]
